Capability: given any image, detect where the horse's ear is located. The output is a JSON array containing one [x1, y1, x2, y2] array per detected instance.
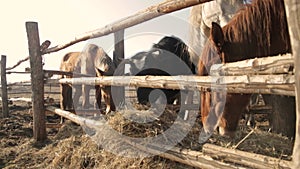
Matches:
[[211, 22, 224, 51]]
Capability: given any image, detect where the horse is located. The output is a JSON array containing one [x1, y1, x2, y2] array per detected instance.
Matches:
[[60, 44, 116, 114], [93, 48, 116, 114], [188, 0, 244, 70], [126, 36, 196, 106], [197, 0, 294, 141], [59, 52, 81, 110]]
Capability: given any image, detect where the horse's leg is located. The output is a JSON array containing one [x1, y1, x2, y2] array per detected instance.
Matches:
[[60, 83, 67, 123], [102, 86, 115, 114], [59, 83, 74, 123], [245, 94, 257, 127], [94, 85, 102, 110], [82, 84, 92, 109], [60, 83, 66, 110], [73, 84, 82, 109], [65, 84, 73, 110], [108, 86, 116, 112]]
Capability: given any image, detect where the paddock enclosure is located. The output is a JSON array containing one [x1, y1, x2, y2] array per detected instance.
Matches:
[[1, 0, 300, 168]]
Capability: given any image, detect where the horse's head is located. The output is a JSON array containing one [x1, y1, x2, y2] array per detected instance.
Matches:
[[198, 22, 225, 76]]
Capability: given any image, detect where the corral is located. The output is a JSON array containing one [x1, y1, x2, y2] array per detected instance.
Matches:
[[0, 0, 299, 168]]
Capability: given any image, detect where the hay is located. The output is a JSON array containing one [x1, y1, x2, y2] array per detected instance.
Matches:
[[208, 123, 293, 161], [43, 121, 195, 169], [0, 101, 293, 168]]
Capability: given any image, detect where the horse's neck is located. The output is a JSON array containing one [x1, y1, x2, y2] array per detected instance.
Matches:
[[222, 0, 291, 62], [222, 27, 262, 61]]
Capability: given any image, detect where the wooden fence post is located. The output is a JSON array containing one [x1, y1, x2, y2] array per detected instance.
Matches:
[[113, 29, 125, 108], [284, 1, 300, 168], [26, 22, 46, 141], [1, 55, 9, 118]]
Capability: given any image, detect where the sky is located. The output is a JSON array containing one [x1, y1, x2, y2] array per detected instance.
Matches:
[[0, 0, 192, 83]]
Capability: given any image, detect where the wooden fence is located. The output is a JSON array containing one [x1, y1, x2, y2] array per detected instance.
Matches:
[[57, 54, 295, 96], [24, 0, 215, 142], [1, 0, 299, 168], [285, 1, 300, 168]]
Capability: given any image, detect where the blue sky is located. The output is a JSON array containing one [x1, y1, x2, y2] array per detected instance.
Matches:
[[0, 0, 191, 83]]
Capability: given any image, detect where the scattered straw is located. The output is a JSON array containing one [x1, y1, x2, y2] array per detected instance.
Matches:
[[233, 128, 255, 149]]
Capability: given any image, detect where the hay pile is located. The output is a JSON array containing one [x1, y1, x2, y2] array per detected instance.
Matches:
[[210, 124, 293, 161], [1, 103, 294, 168], [1, 103, 198, 168]]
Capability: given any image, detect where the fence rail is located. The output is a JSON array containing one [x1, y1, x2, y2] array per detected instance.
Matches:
[[54, 54, 295, 96], [57, 74, 295, 96], [42, 0, 213, 54]]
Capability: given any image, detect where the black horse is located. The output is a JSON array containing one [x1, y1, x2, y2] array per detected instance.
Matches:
[[126, 36, 196, 105]]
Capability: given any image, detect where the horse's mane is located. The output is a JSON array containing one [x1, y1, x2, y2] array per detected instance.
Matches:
[[222, 0, 291, 59], [153, 36, 196, 74]]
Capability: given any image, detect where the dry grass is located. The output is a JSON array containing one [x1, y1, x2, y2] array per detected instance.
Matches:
[[0, 84, 294, 168]]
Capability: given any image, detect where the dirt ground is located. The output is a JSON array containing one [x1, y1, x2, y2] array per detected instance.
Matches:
[[0, 83, 294, 168]]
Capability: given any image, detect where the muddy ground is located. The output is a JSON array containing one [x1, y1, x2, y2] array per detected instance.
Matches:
[[0, 83, 294, 168]]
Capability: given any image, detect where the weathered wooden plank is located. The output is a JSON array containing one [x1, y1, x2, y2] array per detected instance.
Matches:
[[26, 22, 47, 142], [1, 55, 9, 117], [46, 106, 104, 127], [43, 69, 94, 78], [43, 0, 212, 54], [7, 91, 60, 95], [58, 74, 295, 96], [203, 144, 291, 169], [210, 54, 293, 76], [125, 141, 239, 169], [284, 0, 300, 168]]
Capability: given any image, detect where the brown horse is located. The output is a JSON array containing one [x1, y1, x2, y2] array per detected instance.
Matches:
[[60, 44, 116, 114], [93, 47, 116, 114], [188, 0, 244, 69], [59, 52, 81, 110], [198, 0, 293, 141]]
